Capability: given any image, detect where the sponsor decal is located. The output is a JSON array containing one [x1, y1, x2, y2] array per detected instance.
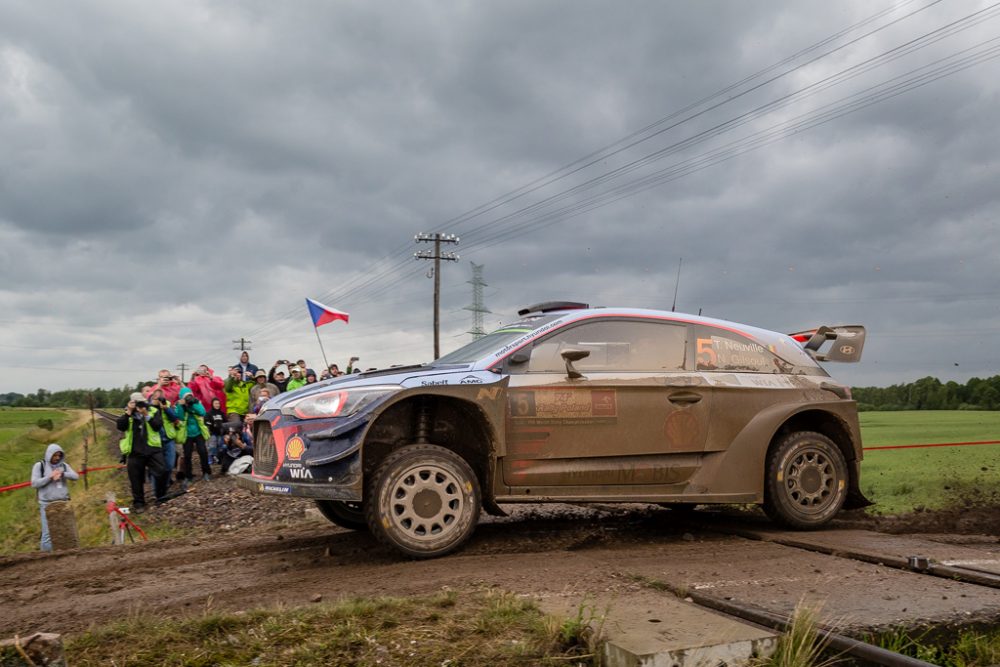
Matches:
[[260, 483, 292, 494], [664, 411, 700, 446], [421, 379, 449, 386], [696, 336, 772, 372], [285, 436, 305, 460], [510, 388, 617, 424], [289, 467, 313, 479], [477, 387, 501, 400], [839, 345, 855, 355], [459, 375, 484, 384], [492, 320, 561, 359]]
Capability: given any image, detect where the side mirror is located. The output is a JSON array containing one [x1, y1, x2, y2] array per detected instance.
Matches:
[[560, 348, 590, 379], [509, 349, 531, 365]]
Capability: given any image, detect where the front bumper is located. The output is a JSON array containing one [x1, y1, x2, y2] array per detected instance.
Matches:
[[233, 473, 361, 501]]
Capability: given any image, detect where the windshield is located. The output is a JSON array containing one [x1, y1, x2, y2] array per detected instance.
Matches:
[[433, 315, 561, 365]]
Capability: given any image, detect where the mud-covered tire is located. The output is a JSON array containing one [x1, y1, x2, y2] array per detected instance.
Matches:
[[366, 444, 481, 559], [764, 431, 848, 529], [315, 500, 367, 531]]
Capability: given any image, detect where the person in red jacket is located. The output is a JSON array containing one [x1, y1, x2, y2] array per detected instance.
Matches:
[[156, 369, 182, 404], [188, 365, 227, 413]]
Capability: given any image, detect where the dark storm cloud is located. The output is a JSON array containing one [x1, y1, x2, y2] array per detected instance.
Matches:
[[1, 0, 999, 393]]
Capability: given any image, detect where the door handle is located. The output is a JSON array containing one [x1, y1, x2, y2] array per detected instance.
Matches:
[[668, 391, 703, 404]]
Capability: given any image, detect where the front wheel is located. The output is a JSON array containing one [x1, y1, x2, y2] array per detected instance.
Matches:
[[763, 431, 848, 529], [315, 499, 367, 531], [366, 444, 481, 559]]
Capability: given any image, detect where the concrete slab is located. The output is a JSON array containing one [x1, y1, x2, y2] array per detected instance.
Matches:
[[538, 590, 777, 667], [606, 538, 1000, 632]]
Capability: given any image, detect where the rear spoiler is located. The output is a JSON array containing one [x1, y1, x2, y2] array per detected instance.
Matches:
[[787, 325, 866, 363]]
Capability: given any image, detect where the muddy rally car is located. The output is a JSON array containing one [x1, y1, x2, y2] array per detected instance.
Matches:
[[237, 301, 869, 558]]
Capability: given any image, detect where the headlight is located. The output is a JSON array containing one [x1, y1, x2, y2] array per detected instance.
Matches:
[[280, 386, 398, 420]]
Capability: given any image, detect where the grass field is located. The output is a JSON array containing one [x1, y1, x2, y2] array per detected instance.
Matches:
[[858, 411, 1000, 515]]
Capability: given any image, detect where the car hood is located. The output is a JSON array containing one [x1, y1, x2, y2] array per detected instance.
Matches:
[[263, 364, 501, 410]]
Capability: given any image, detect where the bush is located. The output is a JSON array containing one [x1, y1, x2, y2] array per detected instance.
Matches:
[[36, 418, 54, 431]]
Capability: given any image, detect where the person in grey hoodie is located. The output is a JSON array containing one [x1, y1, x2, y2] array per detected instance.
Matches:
[[31, 443, 80, 552]]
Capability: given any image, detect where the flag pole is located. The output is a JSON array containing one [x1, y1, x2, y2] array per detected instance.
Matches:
[[313, 324, 331, 373]]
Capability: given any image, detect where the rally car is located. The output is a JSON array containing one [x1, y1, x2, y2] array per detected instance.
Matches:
[[236, 301, 870, 558]]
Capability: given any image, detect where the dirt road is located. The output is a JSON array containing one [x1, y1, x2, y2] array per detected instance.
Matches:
[[2, 499, 999, 638]]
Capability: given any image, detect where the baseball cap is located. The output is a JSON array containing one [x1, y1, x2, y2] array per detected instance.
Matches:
[[254, 370, 267, 379]]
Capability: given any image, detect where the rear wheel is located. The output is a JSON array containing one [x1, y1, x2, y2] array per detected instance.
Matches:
[[315, 500, 367, 531], [366, 444, 481, 559], [764, 431, 848, 529]]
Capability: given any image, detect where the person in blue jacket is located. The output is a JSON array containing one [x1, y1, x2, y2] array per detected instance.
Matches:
[[234, 351, 259, 381]]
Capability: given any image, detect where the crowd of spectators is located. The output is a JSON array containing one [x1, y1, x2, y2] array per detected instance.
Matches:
[[116, 353, 360, 511]]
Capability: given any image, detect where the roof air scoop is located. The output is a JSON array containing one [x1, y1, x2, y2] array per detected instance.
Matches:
[[517, 301, 590, 316]]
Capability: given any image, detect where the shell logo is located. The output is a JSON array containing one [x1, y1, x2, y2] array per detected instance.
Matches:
[[286, 436, 305, 460]]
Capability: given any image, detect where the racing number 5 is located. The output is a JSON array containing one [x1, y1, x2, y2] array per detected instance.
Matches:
[[512, 392, 535, 417], [696, 338, 717, 369]]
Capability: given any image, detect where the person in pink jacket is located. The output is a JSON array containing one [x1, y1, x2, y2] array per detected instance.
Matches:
[[188, 365, 227, 413]]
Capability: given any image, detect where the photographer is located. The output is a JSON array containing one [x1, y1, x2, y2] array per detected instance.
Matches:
[[116, 392, 167, 512], [188, 364, 227, 413], [224, 366, 252, 420], [345, 356, 360, 374], [155, 369, 182, 404], [268, 360, 291, 393], [219, 425, 254, 474], [149, 388, 180, 489], [174, 387, 212, 485], [234, 351, 258, 381]]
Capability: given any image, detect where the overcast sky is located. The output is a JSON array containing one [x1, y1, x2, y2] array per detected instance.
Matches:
[[1, 0, 999, 394]]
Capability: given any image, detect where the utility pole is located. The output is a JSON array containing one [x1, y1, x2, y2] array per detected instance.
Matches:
[[464, 262, 490, 339], [232, 337, 253, 352], [414, 232, 459, 359], [176, 363, 190, 382]]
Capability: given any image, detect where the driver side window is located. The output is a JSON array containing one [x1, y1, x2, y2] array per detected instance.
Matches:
[[518, 320, 686, 373]]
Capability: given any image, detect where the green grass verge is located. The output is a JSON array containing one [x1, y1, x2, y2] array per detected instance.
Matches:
[[871, 625, 1000, 666], [66, 589, 598, 666], [858, 411, 1000, 515]]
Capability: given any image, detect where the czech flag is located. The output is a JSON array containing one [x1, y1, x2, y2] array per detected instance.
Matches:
[[306, 298, 349, 327]]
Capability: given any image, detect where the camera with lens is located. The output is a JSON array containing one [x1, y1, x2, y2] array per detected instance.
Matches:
[[135, 400, 148, 409], [184, 394, 197, 406]]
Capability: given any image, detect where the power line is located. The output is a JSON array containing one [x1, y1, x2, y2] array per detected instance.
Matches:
[[456, 33, 1000, 257], [179, 1, 947, 360]]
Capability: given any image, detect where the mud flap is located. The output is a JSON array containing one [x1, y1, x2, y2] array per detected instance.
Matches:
[[843, 460, 873, 510]]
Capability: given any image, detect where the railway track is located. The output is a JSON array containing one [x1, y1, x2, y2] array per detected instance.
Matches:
[[648, 512, 1000, 666]]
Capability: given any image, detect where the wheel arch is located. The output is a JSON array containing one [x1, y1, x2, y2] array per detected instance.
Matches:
[[768, 408, 870, 510], [689, 401, 867, 506], [769, 409, 859, 464], [360, 392, 502, 513]]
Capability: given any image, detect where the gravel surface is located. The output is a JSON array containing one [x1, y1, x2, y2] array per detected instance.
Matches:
[[146, 476, 315, 532]]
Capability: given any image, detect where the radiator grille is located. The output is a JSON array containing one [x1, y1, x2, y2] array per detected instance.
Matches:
[[253, 421, 278, 477]]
